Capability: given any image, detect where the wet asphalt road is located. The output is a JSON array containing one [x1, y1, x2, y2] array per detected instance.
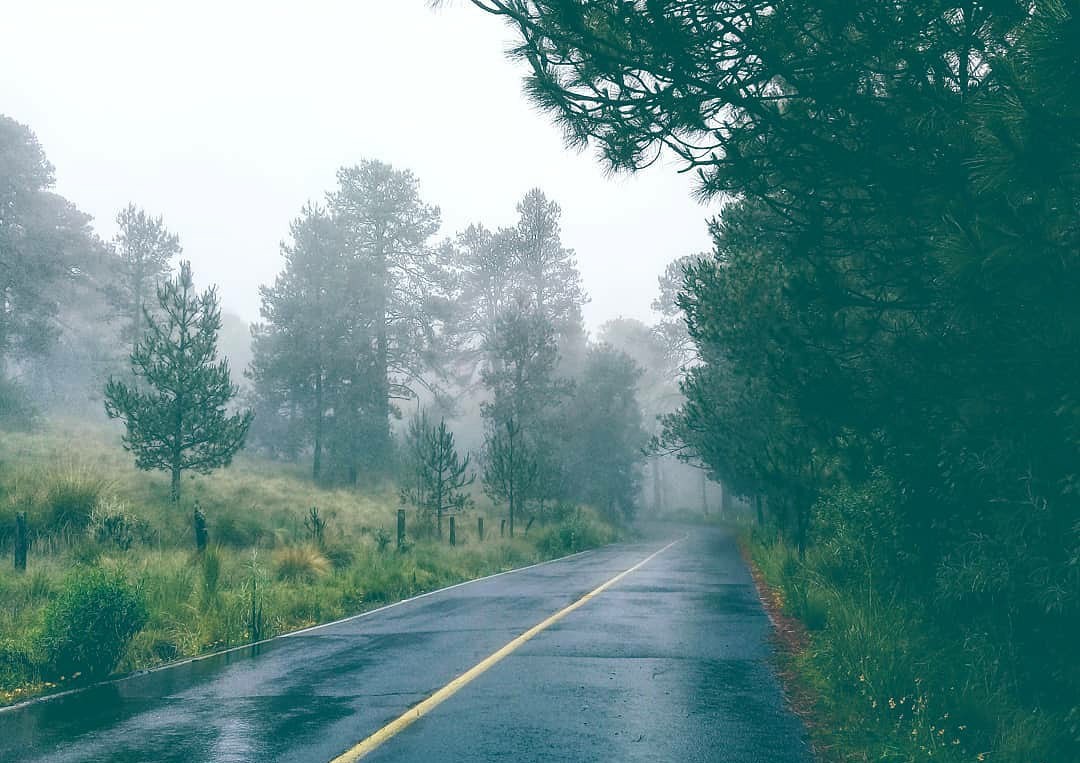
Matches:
[[0, 525, 809, 762]]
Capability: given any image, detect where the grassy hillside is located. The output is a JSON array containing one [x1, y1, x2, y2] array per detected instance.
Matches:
[[0, 424, 617, 705]]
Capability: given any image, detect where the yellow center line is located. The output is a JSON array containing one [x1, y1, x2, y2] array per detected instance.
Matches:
[[329, 537, 684, 762]]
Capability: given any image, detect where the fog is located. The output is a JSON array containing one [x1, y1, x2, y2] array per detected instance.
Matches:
[[0, 0, 712, 331]]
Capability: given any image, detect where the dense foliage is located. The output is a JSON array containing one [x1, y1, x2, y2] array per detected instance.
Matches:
[[40, 566, 147, 680], [470, 0, 1080, 756]]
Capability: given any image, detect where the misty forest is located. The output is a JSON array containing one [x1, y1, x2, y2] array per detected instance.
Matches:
[[0, 118, 713, 687], [2, 2, 1079, 762]]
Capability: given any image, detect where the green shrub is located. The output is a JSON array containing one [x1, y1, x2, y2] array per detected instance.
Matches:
[[0, 638, 37, 691], [536, 510, 609, 557], [810, 471, 913, 589], [40, 566, 147, 680]]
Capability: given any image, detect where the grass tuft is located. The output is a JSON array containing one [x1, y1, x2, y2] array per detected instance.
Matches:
[[272, 545, 332, 582]]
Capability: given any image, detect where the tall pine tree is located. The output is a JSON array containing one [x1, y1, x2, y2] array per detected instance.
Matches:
[[105, 261, 252, 503], [328, 160, 447, 477]]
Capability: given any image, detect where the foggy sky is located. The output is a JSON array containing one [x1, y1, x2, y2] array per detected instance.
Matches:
[[1, 1, 714, 332]]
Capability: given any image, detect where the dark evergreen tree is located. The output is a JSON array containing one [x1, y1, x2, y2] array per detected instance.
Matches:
[[511, 189, 586, 334], [401, 411, 474, 539], [248, 203, 374, 481], [483, 416, 536, 538], [598, 316, 683, 515], [459, 0, 1080, 744], [105, 261, 253, 503], [481, 306, 568, 535]]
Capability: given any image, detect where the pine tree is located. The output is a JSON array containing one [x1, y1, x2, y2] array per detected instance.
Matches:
[[481, 306, 569, 535], [0, 114, 96, 368], [105, 261, 253, 503], [483, 415, 536, 538], [403, 413, 475, 539], [248, 203, 372, 481], [445, 223, 519, 381], [328, 160, 447, 477], [511, 189, 588, 372], [108, 204, 180, 350]]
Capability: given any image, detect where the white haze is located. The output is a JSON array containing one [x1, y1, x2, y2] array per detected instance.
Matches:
[[1, 0, 713, 332]]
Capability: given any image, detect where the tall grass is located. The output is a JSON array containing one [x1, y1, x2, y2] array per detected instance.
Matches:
[[749, 532, 1069, 762], [0, 425, 619, 704]]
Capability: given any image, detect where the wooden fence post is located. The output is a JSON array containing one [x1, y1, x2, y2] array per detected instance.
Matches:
[[397, 509, 406, 550], [477, 517, 484, 542], [14, 511, 28, 572], [449, 516, 456, 547], [194, 505, 208, 553]]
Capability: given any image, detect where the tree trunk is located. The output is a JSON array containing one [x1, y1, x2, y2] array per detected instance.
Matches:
[[170, 465, 182, 504], [436, 477, 444, 540], [131, 291, 142, 351], [651, 458, 662, 514], [795, 497, 808, 559], [312, 372, 323, 481], [371, 231, 391, 477], [700, 470, 708, 515], [346, 380, 360, 485], [508, 420, 516, 538], [14, 511, 28, 572], [172, 382, 184, 502], [194, 506, 208, 553]]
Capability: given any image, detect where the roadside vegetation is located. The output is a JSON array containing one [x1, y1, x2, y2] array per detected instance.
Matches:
[[0, 426, 616, 706], [746, 499, 1071, 762], [460, 2, 1080, 761]]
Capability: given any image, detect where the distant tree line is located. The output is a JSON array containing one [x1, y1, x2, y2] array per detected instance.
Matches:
[[248, 165, 652, 529], [0, 112, 667, 529]]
